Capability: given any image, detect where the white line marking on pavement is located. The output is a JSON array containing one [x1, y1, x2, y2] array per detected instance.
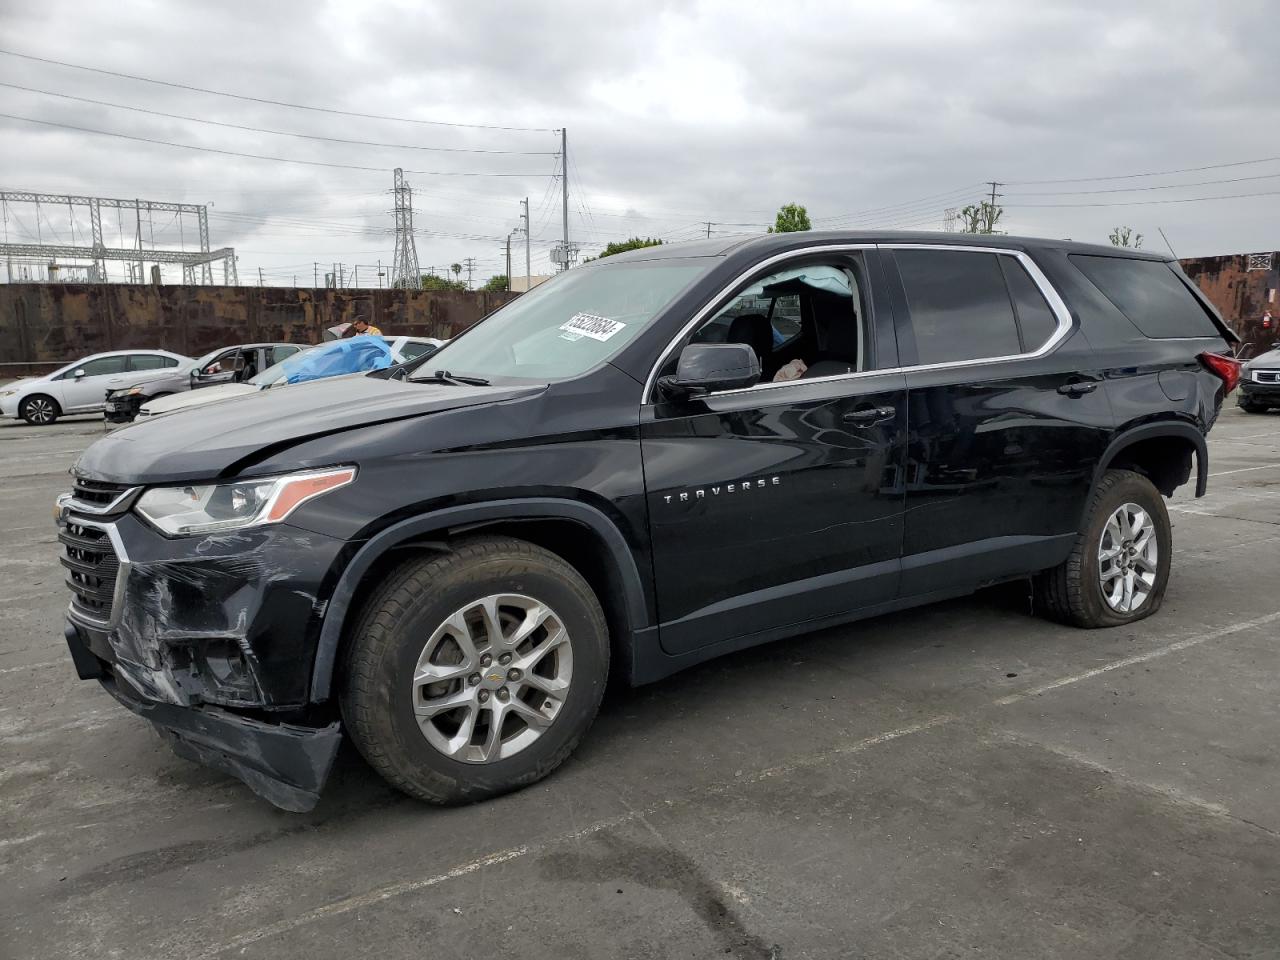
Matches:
[[0, 590, 62, 603], [0, 659, 62, 676], [1209, 463, 1280, 478], [1216, 432, 1280, 441], [994, 610, 1280, 706], [188, 608, 1280, 958], [200, 717, 951, 959]]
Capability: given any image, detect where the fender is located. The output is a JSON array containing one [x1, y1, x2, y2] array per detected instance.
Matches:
[[309, 497, 650, 702], [1094, 420, 1209, 500]]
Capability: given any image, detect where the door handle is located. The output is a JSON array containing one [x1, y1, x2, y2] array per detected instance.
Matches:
[[843, 405, 896, 425], [1057, 381, 1098, 397]]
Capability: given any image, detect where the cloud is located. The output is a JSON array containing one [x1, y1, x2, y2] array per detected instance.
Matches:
[[1, 0, 1277, 286]]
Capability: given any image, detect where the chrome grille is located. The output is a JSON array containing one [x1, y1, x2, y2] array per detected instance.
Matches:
[[59, 520, 120, 625], [1254, 369, 1279, 384]]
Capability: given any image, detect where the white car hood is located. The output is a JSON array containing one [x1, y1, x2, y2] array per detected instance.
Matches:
[[140, 382, 259, 417]]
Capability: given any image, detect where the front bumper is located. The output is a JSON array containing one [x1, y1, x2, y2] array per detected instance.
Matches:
[[1240, 379, 1280, 401], [104, 395, 144, 423], [0, 393, 19, 418], [67, 622, 340, 811], [58, 501, 358, 810]]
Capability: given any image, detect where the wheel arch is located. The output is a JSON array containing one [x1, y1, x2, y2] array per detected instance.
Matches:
[[310, 498, 652, 702], [1094, 421, 1207, 504]]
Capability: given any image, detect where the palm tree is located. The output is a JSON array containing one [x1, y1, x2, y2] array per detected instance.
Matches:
[[450, 263, 462, 280]]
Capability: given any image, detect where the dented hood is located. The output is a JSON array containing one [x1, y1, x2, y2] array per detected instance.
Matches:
[[75, 374, 544, 484]]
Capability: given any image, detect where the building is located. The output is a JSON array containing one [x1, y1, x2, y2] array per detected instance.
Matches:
[[1180, 251, 1277, 355], [509, 274, 552, 293]]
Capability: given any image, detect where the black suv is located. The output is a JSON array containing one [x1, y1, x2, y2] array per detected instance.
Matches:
[[57, 232, 1241, 811]]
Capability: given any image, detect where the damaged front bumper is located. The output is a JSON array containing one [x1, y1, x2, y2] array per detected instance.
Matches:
[[58, 494, 357, 811]]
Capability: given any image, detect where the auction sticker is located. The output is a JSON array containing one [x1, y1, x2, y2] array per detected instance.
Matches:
[[559, 312, 626, 342]]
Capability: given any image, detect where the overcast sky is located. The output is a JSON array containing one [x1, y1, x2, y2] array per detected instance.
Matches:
[[1, 0, 1277, 286]]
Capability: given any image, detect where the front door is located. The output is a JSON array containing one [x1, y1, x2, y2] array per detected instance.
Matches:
[[59, 355, 129, 412], [642, 251, 908, 656]]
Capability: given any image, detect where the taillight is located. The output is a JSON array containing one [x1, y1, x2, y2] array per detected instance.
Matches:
[[1199, 352, 1242, 394]]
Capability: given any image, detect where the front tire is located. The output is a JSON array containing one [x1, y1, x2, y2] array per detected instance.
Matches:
[[1238, 397, 1266, 413], [1035, 469, 1171, 627], [340, 536, 609, 805], [20, 394, 60, 425]]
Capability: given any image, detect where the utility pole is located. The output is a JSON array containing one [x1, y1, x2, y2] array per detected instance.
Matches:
[[521, 197, 531, 291], [354, 265, 359, 288], [258, 267, 263, 287], [377, 259, 383, 288], [463, 257, 475, 291], [561, 128, 569, 272], [314, 262, 318, 288], [705, 221, 712, 238], [505, 231, 513, 288], [986, 181, 1002, 233]]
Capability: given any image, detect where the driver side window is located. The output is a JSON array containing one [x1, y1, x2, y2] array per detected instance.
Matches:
[[679, 258, 868, 386]]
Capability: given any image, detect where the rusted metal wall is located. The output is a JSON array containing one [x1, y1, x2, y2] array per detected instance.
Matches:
[[0, 284, 517, 369], [1180, 253, 1279, 357]]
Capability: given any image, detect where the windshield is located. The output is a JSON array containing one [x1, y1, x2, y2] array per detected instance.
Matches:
[[412, 259, 705, 382]]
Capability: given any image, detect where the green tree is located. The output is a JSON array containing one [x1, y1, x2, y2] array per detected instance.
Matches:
[[958, 201, 1003, 235], [597, 237, 664, 259], [1109, 226, 1144, 249], [482, 274, 509, 292], [767, 203, 812, 233], [450, 263, 463, 280], [420, 274, 467, 292]]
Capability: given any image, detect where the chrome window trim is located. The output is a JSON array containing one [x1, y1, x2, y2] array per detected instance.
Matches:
[[64, 485, 140, 517], [60, 511, 132, 631], [642, 242, 1075, 403]]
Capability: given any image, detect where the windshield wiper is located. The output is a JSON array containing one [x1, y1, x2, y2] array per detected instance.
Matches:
[[417, 369, 491, 386]]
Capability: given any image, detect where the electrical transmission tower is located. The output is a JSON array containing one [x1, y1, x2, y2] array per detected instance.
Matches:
[[390, 168, 421, 290], [0, 190, 236, 285], [943, 207, 957, 232]]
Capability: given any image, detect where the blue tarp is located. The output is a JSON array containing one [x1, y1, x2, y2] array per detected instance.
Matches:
[[280, 337, 394, 384]]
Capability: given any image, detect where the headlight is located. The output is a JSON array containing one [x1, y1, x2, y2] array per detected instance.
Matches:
[[0, 389, 16, 399], [134, 467, 356, 536]]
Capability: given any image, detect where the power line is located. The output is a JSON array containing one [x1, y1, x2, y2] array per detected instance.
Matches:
[[0, 82, 559, 156], [1005, 189, 1280, 208], [0, 113, 552, 177], [0, 47, 558, 133], [1004, 155, 1280, 185], [1004, 171, 1280, 196]]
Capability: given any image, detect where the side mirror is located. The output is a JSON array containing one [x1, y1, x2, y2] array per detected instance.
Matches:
[[73, 368, 86, 379], [657, 343, 760, 399], [190, 368, 200, 382]]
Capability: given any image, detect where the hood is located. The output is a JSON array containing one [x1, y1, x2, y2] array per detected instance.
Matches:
[[1246, 347, 1280, 368], [75, 374, 545, 484], [141, 382, 259, 415]]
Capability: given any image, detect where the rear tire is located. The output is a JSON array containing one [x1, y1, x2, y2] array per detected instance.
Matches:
[[340, 535, 609, 805], [1035, 469, 1171, 627], [20, 394, 60, 425]]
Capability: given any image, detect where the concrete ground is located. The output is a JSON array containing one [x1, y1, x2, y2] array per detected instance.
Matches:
[[2, 406, 1278, 960]]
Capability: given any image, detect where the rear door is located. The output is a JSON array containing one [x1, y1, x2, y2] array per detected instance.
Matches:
[[883, 245, 1113, 596], [642, 249, 908, 655]]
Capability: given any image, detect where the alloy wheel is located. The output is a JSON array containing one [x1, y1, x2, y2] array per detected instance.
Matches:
[[25, 398, 55, 424], [410, 593, 573, 763], [1098, 501, 1159, 613]]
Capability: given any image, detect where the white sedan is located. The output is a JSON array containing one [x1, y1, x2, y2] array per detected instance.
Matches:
[[0, 349, 192, 425], [138, 336, 443, 419]]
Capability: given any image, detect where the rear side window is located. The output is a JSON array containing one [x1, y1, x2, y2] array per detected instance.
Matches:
[[270, 345, 301, 364], [1070, 255, 1220, 338], [896, 250, 1021, 364], [129, 354, 177, 371], [999, 258, 1059, 351]]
